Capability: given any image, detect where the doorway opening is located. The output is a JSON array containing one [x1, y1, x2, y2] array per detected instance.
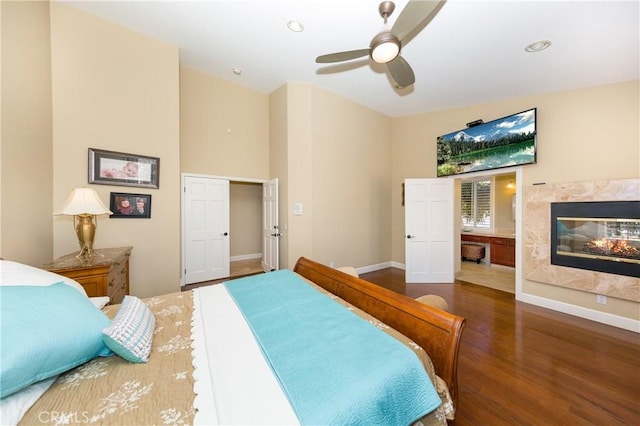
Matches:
[[181, 174, 278, 287], [456, 170, 518, 293], [229, 181, 263, 278]]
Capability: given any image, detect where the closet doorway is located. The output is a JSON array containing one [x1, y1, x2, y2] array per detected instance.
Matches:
[[181, 174, 278, 286]]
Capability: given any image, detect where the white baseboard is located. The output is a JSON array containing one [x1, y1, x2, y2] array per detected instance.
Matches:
[[518, 293, 639, 333], [357, 261, 404, 271], [355, 261, 393, 275], [391, 261, 405, 270], [230, 253, 262, 262]]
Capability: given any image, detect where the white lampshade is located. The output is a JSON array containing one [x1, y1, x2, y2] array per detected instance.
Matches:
[[57, 188, 112, 215]]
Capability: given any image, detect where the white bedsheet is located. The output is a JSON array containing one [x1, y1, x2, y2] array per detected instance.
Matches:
[[191, 284, 299, 425]]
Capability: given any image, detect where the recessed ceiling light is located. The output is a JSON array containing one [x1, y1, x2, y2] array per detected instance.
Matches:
[[525, 40, 552, 53], [232, 68, 242, 76], [287, 20, 304, 32]]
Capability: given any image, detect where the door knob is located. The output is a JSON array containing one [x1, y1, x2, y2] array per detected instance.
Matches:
[[407, 234, 415, 239], [222, 232, 228, 236]]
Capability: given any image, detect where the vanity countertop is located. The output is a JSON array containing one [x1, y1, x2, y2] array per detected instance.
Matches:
[[461, 230, 515, 239]]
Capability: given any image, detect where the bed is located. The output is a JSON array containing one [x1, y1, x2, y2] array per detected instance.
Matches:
[[0, 257, 465, 425]]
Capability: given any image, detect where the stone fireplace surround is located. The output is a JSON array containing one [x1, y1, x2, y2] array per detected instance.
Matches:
[[524, 178, 639, 302]]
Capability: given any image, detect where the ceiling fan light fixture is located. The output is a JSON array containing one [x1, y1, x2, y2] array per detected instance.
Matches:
[[370, 32, 400, 64], [315, 0, 446, 87]]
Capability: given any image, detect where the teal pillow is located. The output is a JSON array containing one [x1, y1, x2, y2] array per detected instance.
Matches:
[[102, 296, 155, 363], [0, 283, 111, 398]]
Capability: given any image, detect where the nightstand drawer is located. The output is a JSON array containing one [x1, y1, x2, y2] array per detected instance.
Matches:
[[73, 274, 109, 298]]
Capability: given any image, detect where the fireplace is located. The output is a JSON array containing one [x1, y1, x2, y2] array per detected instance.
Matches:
[[550, 201, 640, 278]]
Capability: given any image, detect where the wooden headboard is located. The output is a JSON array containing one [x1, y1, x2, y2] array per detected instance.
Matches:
[[294, 257, 466, 408]]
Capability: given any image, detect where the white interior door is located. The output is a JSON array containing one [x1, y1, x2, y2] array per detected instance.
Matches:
[[262, 178, 279, 272], [184, 176, 230, 284], [405, 178, 454, 283]]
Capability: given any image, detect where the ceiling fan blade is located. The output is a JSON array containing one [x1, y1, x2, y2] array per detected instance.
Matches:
[[387, 55, 415, 88], [316, 48, 370, 64], [392, 0, 447, 42]]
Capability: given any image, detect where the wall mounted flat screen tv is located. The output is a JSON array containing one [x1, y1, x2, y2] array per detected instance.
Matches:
[[437, 108, 537, 177]]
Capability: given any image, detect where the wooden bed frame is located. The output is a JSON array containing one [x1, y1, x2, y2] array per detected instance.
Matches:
[[294, 257, 466, 408]]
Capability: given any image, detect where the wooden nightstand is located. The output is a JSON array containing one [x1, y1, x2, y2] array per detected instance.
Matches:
[[41, 247, 132, 304]]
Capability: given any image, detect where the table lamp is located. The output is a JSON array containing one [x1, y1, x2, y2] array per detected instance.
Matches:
[[57, 188, 112, 258]]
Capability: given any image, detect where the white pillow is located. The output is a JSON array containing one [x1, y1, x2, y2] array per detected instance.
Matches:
[[0, 376, 57, 426], [90, 296, 110, 309], [0, 260, 87, 297]]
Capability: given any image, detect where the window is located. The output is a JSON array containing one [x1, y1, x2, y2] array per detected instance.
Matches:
[[461, 179, 492, 229]]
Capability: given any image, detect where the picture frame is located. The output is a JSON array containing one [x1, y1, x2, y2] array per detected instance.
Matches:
[[109, 192, 152, 219], [88, 148, 160, 189]]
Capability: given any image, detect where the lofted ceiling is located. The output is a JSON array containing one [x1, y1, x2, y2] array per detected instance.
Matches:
[[60, 0, 639, 117]]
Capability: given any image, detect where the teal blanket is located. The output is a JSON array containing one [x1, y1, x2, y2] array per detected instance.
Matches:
[[224, 270, 441, 425]]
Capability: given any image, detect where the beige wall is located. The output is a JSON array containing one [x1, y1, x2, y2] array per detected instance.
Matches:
[[1, 0, 53, 264], [283, 83, 314, 268], [392, 80, 639, 321], [267, 84, 392, 270], [49, 3, 181, 298], [493, 173, 516, 231], [310, 87, 392, 268], [180, 66, 270, 179], [229, 181, 262, 257]]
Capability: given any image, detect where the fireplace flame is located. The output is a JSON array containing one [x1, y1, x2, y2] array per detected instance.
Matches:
[[584, 237, 640, 260]]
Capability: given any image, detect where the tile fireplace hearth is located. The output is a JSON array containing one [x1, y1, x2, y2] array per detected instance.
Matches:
[[524, 178, 639, 302]]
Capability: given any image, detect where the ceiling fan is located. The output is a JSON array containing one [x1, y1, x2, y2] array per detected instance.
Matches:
[[316, 0, 446, 88]]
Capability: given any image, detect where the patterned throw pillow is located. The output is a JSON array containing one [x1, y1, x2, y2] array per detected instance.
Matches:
[[102, 295, 155, 363]]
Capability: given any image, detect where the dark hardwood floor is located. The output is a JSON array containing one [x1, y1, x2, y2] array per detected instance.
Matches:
[[360, 268, 640, 426]]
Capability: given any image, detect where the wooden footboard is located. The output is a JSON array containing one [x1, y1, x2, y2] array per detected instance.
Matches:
[[294, 257, 466, 408]]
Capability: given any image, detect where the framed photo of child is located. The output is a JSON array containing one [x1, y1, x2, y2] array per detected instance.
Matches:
[[109, 192, 152, 219], [88, 148, 160, 189]]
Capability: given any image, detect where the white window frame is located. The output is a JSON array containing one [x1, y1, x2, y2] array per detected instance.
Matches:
[[461, 177, 494, 231]]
